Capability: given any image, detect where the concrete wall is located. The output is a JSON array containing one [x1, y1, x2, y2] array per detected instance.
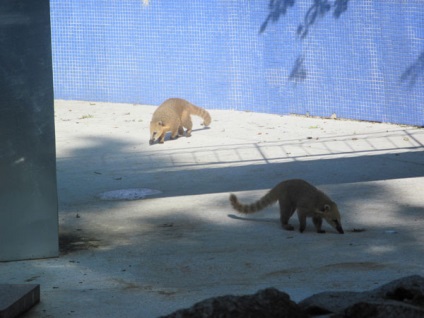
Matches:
[[0, 0, 58, 261], [50, 1, 424, 126]]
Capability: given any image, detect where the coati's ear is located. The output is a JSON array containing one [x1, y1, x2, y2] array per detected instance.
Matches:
[[315, 204, 331, 215]]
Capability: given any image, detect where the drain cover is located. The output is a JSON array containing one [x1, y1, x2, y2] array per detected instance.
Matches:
[[98, 188, 161, 201]]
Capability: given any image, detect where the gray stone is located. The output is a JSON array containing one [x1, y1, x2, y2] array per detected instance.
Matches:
[[162, 276, 424, 318], [160, 288, 308, 318], [338, 300, 424, 318], [299, 275, 424, 317], [0, 284, 40, 318]]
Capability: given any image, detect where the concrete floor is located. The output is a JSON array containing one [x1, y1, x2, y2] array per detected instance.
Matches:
[[2, 100, 424, 317]]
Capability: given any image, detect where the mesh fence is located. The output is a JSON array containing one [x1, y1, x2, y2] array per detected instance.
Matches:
[[50, 1, 424, 126]]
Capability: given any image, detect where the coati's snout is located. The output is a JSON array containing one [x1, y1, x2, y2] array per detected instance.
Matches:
[[149, 120, 164, 145], [336, 221, 344, 234], [333, 220, 344, 234], [149, 134, 164, 145], [321, 203, 344, 234], [149, 131, 157, 145]]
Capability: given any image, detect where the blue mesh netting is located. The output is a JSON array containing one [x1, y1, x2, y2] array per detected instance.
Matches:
[[50, 1, 424, 126]]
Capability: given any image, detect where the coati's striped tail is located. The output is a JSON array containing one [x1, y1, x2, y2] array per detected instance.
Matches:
[[189, 104, 211, 126], [229, 192, 277, 214]]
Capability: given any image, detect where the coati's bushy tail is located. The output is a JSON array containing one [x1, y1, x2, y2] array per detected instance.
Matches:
[[188, 103, 211, 126], [229, 192, 277, 214]]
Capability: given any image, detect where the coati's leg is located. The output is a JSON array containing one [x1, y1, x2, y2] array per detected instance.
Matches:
[[178, 126, 185, 136], [312, 216, 325, 234], [170, 136, 179, 140], [297, 210, 308, 233], [170, 128, 180, 140], [158, 132, 166, 143], [278, 199, 295, 231], [182, 115, 193, 137]]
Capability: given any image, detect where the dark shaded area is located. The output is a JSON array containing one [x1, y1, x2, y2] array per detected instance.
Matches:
[[400, 51, 424, 88], [386, 287, 424, 307], [56, 130, 424, 205], [260, 0, 349, 37], [148, 151, 424, 198]]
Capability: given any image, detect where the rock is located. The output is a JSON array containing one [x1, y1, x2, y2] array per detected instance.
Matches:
[[339, 300, 424, 318], [161, 276, 424, 318], [299, 275, 424, 317], [160, 288, 308, 318]]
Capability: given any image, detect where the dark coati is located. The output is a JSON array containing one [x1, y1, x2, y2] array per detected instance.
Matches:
[[149, 98, 211, 144], [229, 179, 344, 234]]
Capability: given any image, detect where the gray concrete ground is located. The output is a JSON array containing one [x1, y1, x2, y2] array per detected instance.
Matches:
[[2, 100, 424, 317]]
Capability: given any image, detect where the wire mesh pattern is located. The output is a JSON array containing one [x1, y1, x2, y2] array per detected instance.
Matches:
[[50, 1, 424, 126]]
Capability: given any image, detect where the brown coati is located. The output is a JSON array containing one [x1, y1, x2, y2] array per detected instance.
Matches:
[[149, 98, 211, 145], [229, 179, 344, 234]]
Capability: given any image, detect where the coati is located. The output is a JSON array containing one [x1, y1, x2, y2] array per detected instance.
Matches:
[[149, 98, 211, 145], [229, 179, 344, 234]]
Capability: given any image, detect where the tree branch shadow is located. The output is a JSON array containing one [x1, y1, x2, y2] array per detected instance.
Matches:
[[400, 51, 424, 88], [259, 0, 349, 37], [260, 0, 349, 84], [288, 55, 307, 83], [259, 0, 295, 34]]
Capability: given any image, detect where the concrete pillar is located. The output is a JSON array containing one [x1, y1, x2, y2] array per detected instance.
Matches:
[[0, 0, 58, 261]]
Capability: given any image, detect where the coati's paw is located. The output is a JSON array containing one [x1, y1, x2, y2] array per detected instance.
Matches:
[[170, 135, 179, 140], [159, 140, 165, 144], [317, 230, 326, 234]]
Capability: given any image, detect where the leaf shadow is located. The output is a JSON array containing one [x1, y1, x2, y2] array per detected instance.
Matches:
[[259, 0, 349, 37]]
